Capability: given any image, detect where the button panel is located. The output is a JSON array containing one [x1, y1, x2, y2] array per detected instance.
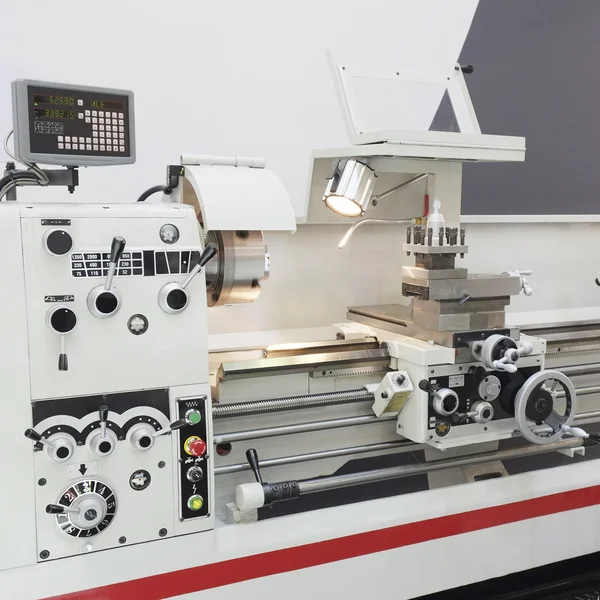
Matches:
[[177, 396, 210, 521]]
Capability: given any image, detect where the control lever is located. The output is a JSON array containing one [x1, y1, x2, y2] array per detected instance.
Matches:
[[106, 236, 126, 291], [561, 425, 600, 443], [158, 243, 217, 314], [246, 448, 263, 483], [87, 236, 126, 319], [504, 269, 533, 296], [24, 428, 76, 462], [46, 504, 80, 515], [99, 405, 108, 440], [153, 418, 186, 438], [418, 380, 459, 416], [46, 305, 77, 371], [24, 428, 55, 449], [235, 448, 299, 511]]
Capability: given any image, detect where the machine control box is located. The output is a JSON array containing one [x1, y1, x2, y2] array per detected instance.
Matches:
[[11, 79, 136, 166], [176, 396, 211, 520]]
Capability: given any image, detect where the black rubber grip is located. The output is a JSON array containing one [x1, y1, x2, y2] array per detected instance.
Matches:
[[46, 504, 65, 514], [170, 418, 186, 431], [24, 428, 42, 442], [58, 353, 68, 372], [99, 405, 108, 423], [245, 448, 263, 483], [110, 236, 126, 264], [198, 243, 218, 268]]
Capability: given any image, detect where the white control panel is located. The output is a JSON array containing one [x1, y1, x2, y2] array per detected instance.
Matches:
[[0, 202, 214, 569]]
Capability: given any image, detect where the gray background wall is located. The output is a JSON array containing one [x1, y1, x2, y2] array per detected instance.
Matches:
[[460, 0, 600, 215]]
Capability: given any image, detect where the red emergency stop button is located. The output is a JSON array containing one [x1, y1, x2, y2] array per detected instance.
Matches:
[[184, 436, 207, 457]]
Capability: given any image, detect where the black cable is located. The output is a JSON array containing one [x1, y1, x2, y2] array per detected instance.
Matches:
[[0, 170, 40, 200], [136, 184, 172, 202], [0, 170, 39, 189]]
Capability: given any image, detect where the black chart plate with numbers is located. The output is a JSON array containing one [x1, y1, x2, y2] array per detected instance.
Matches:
[[56, 479, 116, 538]]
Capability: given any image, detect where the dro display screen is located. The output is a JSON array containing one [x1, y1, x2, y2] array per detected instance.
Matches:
[[28, 86, 130, 157]]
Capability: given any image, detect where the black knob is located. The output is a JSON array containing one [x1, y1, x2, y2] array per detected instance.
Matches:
[[460, 64, 474, 74], [44, 230, 73, 256], [245, 448, 263, 483], [99, 405, 108, 424], [46, 504, 66, 514], [396, 374, 406, 386], [24, 428, 42, 442], [110, 236, 126, 264], [49, 307, 77, 334], [418, 379, 433, 393], [169, 418, 186, 431], [198, 243, 218, 268]]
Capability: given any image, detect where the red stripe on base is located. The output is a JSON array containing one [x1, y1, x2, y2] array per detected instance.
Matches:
[[45, 484, 600, 600]]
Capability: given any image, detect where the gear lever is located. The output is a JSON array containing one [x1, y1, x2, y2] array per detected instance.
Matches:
[[157, 243, 217, 314], [87, 236, 126, 318]]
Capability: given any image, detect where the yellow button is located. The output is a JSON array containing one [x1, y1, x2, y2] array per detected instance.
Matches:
[[188, 495, 204, 511]]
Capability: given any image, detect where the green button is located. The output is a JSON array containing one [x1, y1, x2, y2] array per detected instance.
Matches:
[[186, 410, 201, 425]]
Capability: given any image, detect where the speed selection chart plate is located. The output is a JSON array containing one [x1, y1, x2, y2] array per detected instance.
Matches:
[[55, 479, 116, 538]]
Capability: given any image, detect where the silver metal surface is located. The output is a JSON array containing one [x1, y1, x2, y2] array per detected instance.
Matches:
[[413, 297, 510, 315], [404, 273, 522, 301], [212, 388, 375, 419], [403, 243, 469, 255], [264, 337, 379, 358], [412, 309, 505, 332], [558, 385, 600, 398], [214, 413, 396, 445], [218, 347, 390, 381], [214, 440, 415, 476], [348, 304, 519, 347], [372, 173, 428, 203], [297, 439, 584, 495], [204, 230, 269, 306], [402, 266, 468, 280], [561, 364, 600, 377]]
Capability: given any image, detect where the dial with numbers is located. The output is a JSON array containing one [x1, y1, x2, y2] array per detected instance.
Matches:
[[54, 479, 117, 538]]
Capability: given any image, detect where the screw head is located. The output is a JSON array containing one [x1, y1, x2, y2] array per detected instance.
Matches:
[[39, 550, 50, 560], [158, 461, 166, 469], [38, 478, 47, 486], [159, 528, 167, 537], [118, 536, 127, 545]]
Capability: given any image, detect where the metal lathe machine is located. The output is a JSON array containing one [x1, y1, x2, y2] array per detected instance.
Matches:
[[3, 67, 600, 600]]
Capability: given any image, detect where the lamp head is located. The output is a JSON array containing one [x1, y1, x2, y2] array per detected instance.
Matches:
[[323, 159, 376, 217]]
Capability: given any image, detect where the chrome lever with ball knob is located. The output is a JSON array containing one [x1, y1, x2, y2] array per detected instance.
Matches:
[[158, 243, 217, 314], [87, 236, 126, 318]]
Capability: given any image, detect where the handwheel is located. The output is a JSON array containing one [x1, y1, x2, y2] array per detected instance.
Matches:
[[514, 370, 577, 445]]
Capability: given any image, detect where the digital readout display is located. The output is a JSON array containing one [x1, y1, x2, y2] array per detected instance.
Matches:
[[34, 108, 75, 119], [91, 100, 124, 110], [33, 94, 75, 106]]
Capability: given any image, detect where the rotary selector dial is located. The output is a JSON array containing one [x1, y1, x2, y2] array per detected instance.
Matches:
[[52, 479, 116, 538], [43, 229, 73, 256]]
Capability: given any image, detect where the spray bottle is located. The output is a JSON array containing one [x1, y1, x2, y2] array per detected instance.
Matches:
[[427, 199, 444, 243]]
